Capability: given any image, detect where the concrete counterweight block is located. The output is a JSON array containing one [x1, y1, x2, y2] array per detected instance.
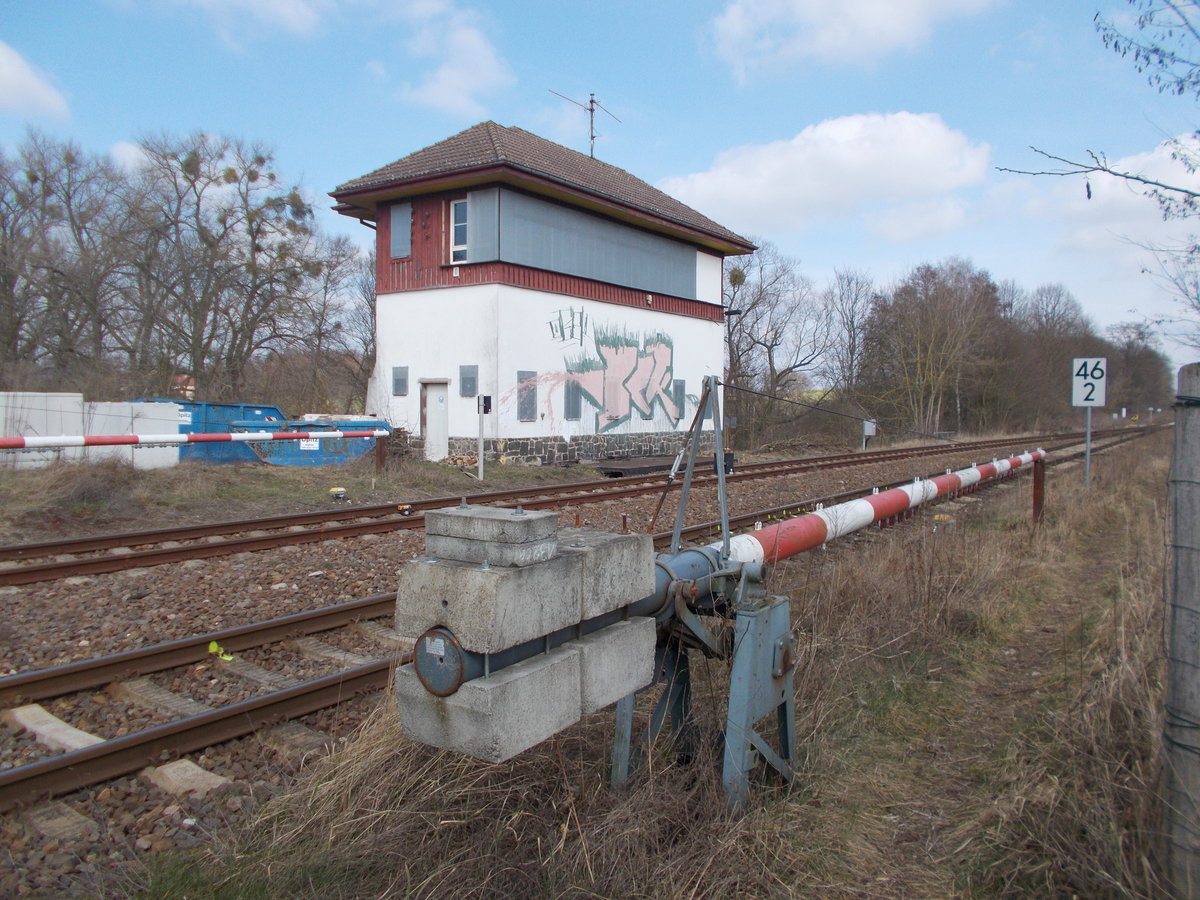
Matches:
[[558, 528, 656, 619], [577, 617, 656, 714], [396, 552, 584, 653], [424, 505, 558, 567], [394, 645, 582, 762], [393, 618, 657, 762]]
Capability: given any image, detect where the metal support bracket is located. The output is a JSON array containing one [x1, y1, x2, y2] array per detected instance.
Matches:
[[722, 587, 797, 810]]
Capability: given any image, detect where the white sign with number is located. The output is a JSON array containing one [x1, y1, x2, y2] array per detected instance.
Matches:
[[1072, 357, 1107, 407]]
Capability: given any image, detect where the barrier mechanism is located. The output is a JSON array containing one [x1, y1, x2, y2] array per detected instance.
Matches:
[[392, 377, 1046, 808]]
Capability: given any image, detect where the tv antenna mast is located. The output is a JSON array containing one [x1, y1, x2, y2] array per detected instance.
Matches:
[[549, 90, 620, 158]]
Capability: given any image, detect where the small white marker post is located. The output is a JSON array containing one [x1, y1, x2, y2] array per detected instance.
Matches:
[[477, 395, 491, 481], [1072, 357, 1107, 486]]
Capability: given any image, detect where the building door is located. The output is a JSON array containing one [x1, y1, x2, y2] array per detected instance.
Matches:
[[420, 381, 449, 461]]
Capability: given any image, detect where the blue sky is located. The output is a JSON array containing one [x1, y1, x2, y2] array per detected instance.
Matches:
[[3, 0, 1199, 369]]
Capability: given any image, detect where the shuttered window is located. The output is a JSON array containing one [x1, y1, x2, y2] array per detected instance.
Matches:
[[517, 371, 537, 422], [565, 381, 582, 421], [460, 365, 478, 397]]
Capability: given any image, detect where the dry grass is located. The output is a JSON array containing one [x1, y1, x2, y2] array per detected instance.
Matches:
[[130, 434, 1171, 899], [0, 455, 600, 543], [961, 446, 1169, 898]]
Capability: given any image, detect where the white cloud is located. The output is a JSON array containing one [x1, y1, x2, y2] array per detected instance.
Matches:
[[397, 5, 514, 118], [108, 141, 149, 171], [167, 0, 327, 41], [869, 196, 968, 242], [1048, 138, 1200, 257], [974, 137, 1200, 353], [157, 0, 513, 117], [660, 112, 989, 239], [0, 41, 69, 119], [712, 0, 999, 81]]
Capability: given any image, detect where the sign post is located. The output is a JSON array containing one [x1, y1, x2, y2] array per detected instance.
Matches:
[[1072, 357, 1107, 486], [476, 395, 491, 481]]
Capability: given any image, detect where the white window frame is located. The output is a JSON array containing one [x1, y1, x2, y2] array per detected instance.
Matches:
[[450, 198, 468, 263]]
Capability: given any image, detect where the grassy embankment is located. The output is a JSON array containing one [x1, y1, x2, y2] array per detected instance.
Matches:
[[0, 455, 599, 543], [108, 432, 1170, 898]]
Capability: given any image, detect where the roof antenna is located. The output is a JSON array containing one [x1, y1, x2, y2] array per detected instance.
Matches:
[[549, 90, 620, 158]]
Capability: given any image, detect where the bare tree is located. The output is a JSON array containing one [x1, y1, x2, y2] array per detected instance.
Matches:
[[722, 241, 829, 447], [859, 258, 1002, 435], [0, 141, 51, 387], [820, 267, 875, 392], [1000, 1, 1200, 341], [132, 133, 320, 400], [331, 246, 377, 411]]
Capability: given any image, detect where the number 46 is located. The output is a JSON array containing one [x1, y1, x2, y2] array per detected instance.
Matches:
[[1075, 360, 1105, 380]]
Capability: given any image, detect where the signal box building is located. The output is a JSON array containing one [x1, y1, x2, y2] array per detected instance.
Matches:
[[330, 121, 754, 463]]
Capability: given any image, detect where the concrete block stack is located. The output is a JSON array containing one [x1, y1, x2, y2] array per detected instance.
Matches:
[[393, 503, 657, 762]]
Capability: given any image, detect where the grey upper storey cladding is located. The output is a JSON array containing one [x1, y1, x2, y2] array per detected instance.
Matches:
[[455, 186, 698, 299]]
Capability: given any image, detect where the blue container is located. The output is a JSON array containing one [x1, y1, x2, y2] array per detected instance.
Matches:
[[138, 400, 387, 466], [239, 417, 386, 467]]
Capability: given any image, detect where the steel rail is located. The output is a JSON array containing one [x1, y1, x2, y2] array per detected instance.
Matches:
[[0, 658, 398, 814], [0, 430, 1103, 563], [0, 429, 1150, 813], [4, 431, 1144, 704], [0, 434, 1102, 586], [0, 593, 396, 706]]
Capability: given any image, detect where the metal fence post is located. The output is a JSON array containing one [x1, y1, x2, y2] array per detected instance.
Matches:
[[1032, 457, 1045, 526], [374, 433, 387, 473], [1167, 362, 1200, 896]]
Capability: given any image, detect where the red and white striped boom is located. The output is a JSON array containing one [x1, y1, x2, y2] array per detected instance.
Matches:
[[721, 450, 1046, 564], [0, 430, 390, 450]]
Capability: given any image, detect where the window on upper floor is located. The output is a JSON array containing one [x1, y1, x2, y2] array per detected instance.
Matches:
[[460, 365, 478, 397], [450, 198, 468, 263], [390, 202, 412, 258]]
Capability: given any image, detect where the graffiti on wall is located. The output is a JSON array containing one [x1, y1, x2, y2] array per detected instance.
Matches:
[[547, 307, 684, 432]]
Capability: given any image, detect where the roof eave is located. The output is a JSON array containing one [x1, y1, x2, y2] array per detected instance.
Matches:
[[330, 164, 756, 256]]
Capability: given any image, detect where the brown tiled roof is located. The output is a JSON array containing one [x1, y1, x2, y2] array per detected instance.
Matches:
[[332, 121, 753, 251]]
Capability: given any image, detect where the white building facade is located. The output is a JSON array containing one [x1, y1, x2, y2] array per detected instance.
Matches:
[[332, 123, 754, 463]]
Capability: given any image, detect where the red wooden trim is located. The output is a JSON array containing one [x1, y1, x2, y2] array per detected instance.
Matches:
[[377, 194, 723, 322], [382, 259, 722, 321]]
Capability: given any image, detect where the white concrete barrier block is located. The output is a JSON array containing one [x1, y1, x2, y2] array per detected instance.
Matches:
[[395, 552, 584, 652], [424, 505, 559, 567], [558, 528, 656, 620], [394, 646, 582, 763], [576, 617, 656, 714]]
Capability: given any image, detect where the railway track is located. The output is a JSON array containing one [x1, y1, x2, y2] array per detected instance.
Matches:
[[0, 430, 1110, 586], [0, 431, 1149, 814]]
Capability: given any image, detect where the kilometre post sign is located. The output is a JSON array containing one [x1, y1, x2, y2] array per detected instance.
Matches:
[[1072, 357, 1107, 407]]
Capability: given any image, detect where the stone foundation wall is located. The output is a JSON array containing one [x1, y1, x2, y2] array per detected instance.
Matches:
[[447, 431, 715, 466]]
